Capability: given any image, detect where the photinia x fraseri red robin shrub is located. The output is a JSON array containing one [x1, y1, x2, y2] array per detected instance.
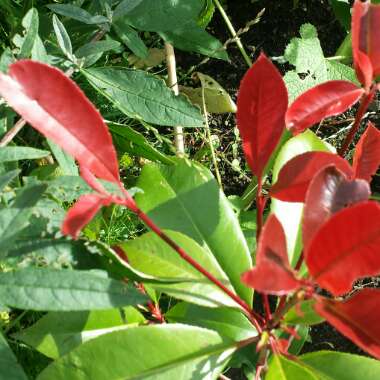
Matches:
[[0, 1, 379, 378]]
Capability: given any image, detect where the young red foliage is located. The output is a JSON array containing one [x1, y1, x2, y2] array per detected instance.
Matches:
[[315, 289, 380, 359], [0, 60, 119, 183], [270, 152, 353, 202], [285, 80, 363, 135], [241, 215, 301, 295], [303, 166, 370, 249], [236, 53, 288, 178], [352, 0, 380, 86], [352, 122, 380, 182], [305, 201, 380, 296]]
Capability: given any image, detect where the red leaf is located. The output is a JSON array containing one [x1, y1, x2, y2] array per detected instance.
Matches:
[[286, 80, 363, 135], [270, 152, 353, 202], [62, 194, 113, 239], [0, 60, 119, 183], [315, 289, 380, 359], [353, 122, 380, 182], [241, 215, 301, 295], [236, 53, 288, 178], [306, 201, 380, 296], [303, 166, 370, 249], [352, 0, 380, 84]]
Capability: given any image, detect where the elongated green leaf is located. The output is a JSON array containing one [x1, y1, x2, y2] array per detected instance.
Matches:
[[75, 40, 121, 58], [166, 302, 257, 341], [47, 139, 78, 176], [14, 307, 145, 359], [19, 8, 39, 59], [52, 15, 73, 59], [0, 268, 146, 311], [112, 0, 143, 21], [271, 130, 333, 265], [136, 158, 252, 304], [267, 355, 319, 379], [300, 351, 380, 379], [83, 67, 204, 127], [47, 4, 108, 25], [0, 332, 28, 380], [0, 146, 49, 162], [0, 169, 19, 191], [120, 230, 236, 308], [37, 324, 236, 380]]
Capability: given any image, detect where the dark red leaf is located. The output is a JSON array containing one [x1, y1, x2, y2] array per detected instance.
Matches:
[[353, 122, 380, 182], [241, 215, 301, 295], [306, 201, 380, 296], [62, 194, 113, 239], [352, 0, 380, 85], [286, 80, 363, 135], [315, 289, 380, 359], [303, 166, 370, 249], [270, 152, 353, 202], [0, 60, 119, 183], [236, 53, 288, 178]]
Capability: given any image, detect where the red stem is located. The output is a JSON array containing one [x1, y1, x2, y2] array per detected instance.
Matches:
[[263, 295, 272, 320], [338, 89, 376, 157]]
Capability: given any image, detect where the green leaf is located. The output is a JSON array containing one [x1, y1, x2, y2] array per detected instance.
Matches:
[[135, 158, 252, 304], [271, 130, 333, 265], [166, 302, 257, 341], [160, 25, 228, 60], [0, 146, 50, 163], [83, 67, 204, 127], [120, 230, 236, 308], [0, 268, 146, 311], [47, 139, 78, 176], [31, 35, 49, 63], [112, 18, 148, 58], [0, 169, 20, 191], [75, 40, 121, 58], [19, 8, 39, 59], [266, 355, 319, 380], [14, 307, 145, 359], [300, 351, 380, 379], [0, 332, 28, 380], [329, 0, 351, 30], [52, 15, 73, 59], [46, 176, 91, 202], [284, 300, 325, 326], [109, 122, 173, 164], [112, 0, 143, 21], [37, 324, 236, 380], [47, 4, 108, 25]]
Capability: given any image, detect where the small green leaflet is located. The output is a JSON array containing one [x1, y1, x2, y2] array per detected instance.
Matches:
[[52, 15, 73, 60], [19, 8, 39, 59], [0, 146, 50, 163], [47, 4, 108, 25]]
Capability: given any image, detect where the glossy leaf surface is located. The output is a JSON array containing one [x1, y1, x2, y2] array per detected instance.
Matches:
[[303, 166, 370, 249], [284, 300, 324, 326], [353, 122, 380, 182], [306, 201, 380, 295], [241, 215, 301, 295], [0, 60, 119, 183], [135, 159, 252, 304], [315, 289, 380, 359], [286, 80, 363, 135], [236, 53, 288, 178], [266, 355, 318, 380], [37, 324, 235, 380], [271, 151, 353, 202], [0, 268, 146, 311]]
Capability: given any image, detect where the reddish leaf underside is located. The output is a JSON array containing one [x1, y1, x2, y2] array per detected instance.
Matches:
[[285, 80, 363, 135], [303, 166, 370, 250], [270, 151, 353, 202], [315, 289, 380, 359], [241, 214, 301, 295], [0, 60, 120, 183], [353, 122, 380, 182], [237, 53, 288, 178], [306, 201, 380, 296]]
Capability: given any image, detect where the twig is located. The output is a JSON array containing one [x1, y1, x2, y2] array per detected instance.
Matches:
[[165, 42, 185, 155]]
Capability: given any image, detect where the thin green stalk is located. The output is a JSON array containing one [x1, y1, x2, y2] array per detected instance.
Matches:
[[213, 0, 252, 67]]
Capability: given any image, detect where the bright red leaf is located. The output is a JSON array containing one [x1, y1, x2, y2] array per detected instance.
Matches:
[[62, 194, 113, 239], [306, 201, 380, 296], [285, 80, 363, 135], [315, 289, 380, 359], [237, 53, 288, 178], [241, 215, 301, 295], [353, 122, 380, 182], [303, 166, 370, 249], [352, 0, 380, 86], [0, 60, 119, 183], [270, 152, 353, 202]]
